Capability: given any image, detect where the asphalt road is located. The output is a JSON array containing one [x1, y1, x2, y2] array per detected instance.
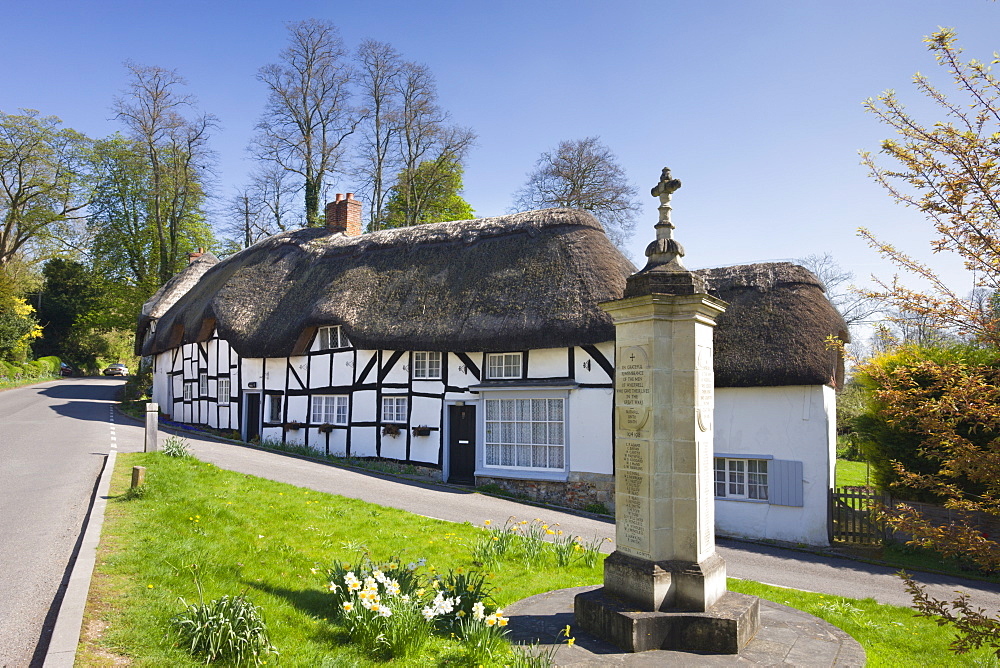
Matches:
[[4, 378, 1000, 666], [0, 377, 139, 668]]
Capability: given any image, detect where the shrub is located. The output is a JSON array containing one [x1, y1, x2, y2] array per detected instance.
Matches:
[[170, 567, 277, 666], [162, 436, 191, 458], [853, 344, 1000, 501]]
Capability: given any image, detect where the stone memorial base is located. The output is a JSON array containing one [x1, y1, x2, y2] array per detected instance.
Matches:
[[574, 587, 760, 654], [601, 550, 728, 612]]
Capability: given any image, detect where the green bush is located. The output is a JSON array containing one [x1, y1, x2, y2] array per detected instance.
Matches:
[[853, 343, 1000, 501], [35, 355, 60, 375]]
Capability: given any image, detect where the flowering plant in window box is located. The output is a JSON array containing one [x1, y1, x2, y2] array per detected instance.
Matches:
[[382, 423, 401, 437], [412, 425, 432, 437], [284, 420, 302, 431], [318, 423, 334, 434]]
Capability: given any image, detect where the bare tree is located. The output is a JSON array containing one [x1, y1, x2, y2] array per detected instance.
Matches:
[[798, 253, 880, 329], [511, 136, 640, 248], [225, 165, 302, 248], [354, 40, 403, 231], [253, 19, 360, 225], [114, 62, 215, 283], [385, 62, 475, 228]]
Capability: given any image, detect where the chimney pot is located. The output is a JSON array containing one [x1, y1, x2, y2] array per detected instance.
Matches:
[[325, 192, 363, 236]]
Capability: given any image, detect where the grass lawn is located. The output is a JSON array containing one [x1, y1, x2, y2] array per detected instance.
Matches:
[[78, 451, 1000, 666], [836, 458, 871, 488]]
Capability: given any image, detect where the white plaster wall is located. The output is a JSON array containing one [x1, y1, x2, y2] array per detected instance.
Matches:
[[286, 394, 308, 424], [574, 342, 615, 384], [310, 353, 331, 388], [354, 350, 377, 384], [446, 353, 477, 387], [410, 395, 442, 464], [263, 358, 284, 391], [380, 430, 407, 460], [568, 388, 615, 474], [242, 358, 263, 389], [713, 385, 834, 545], [351, 427, 378, 457], [350, 389, 375, 423], [528, 348, 567, 379], [289, 356, 309, 391], [381, 352, 408, 385], [152, 354, 171, 417]]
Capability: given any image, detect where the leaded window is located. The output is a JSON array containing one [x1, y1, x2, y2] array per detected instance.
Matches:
[[484, 398, 564, 469]]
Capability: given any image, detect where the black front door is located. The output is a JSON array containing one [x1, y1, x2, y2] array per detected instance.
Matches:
[[245, 393, 261, 442], [448, 405, 476, 484]]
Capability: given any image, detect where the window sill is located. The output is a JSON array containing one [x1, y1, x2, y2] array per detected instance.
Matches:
[[476, 467, 568, 482], [715, 497, 770, 504]]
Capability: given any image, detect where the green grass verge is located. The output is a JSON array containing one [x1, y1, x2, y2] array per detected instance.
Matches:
[[836, 458, 871, 488], [79, 451, 999, 666]]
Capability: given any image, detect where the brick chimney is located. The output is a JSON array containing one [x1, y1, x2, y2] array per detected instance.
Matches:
[[188, 247, 205, 264], [325, 193, 363, 236]]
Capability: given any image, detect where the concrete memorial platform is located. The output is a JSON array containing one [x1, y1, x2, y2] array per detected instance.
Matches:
[[508, 585, 866, 666]]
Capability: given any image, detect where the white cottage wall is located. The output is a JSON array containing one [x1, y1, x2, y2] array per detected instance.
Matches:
[[713, 385, 835, 545], [568, 387, 615, 474], [528, 348, 569, 378]]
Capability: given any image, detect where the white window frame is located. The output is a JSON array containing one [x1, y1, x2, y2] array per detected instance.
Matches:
[[218, 378, 231, 404], [312, 395, 349, 425], [714, 457, 768, 501], [198, 372, 208, 396], [486, 352, 523, 380], [182, 382, 192, 402], [268, 395, 283, 423], [484, 397, 565, 471], [413, 351, 442, 379], [381, 396, 408, 423], [317, 325, 350, 350]]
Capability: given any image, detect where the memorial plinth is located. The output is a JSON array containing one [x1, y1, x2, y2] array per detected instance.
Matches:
[[575, 168, 760, 654]]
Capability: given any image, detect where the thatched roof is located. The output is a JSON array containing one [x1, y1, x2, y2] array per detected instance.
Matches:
[[135, 252, 219, 354], [141, 209, 635, 358], [138, 213, 847, 388], [697, 263, 848, 388]]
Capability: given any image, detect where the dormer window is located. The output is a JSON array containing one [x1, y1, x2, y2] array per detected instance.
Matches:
[[486, 353, 522, 380], [317, 325, 350, 350]]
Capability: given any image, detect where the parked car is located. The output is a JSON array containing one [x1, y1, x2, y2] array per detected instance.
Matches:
[[103, 363, 129, 377], [59, 362, 74, 377]]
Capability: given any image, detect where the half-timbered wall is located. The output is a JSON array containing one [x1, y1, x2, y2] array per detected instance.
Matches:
[[150, 331, 618, 482]]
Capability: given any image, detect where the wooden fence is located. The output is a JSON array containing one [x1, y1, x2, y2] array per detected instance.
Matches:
[[829, 487, 1000, 546], [829, 487, 890, 545]]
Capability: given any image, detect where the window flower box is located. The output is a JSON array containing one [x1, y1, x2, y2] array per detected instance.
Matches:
[[284, 421, 302, 431], [382, 423, 401, 437], [412, 425, 432, 437], [318, 423, 334, 434]]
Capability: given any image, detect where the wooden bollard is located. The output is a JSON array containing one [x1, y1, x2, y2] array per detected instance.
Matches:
[[131, 466, 146, 488]]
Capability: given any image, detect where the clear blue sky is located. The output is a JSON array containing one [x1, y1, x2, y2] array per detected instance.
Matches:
[[4, 0, 999, 301]]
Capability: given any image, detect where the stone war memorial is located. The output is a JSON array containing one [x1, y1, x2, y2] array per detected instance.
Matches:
[[575, 168, 761, 653]]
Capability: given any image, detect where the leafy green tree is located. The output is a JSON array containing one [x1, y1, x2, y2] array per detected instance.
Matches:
[[113, 63, 216, 284], [0, 109, 90, 267], [381, 159, 473, 228], [0, 270, 40, 361], [34, 259, 101, 359]]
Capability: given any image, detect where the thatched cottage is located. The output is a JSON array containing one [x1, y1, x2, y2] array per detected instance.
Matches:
[[137, 198, 846, 545]]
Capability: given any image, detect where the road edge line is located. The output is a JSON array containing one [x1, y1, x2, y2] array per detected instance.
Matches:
[[43, 446, 117, 666]]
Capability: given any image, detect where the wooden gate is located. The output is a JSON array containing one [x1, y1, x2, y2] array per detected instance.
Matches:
[[829, 487, 890, 545]]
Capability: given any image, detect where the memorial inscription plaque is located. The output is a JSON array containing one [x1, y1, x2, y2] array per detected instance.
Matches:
[[615, 344, 653, 559]]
